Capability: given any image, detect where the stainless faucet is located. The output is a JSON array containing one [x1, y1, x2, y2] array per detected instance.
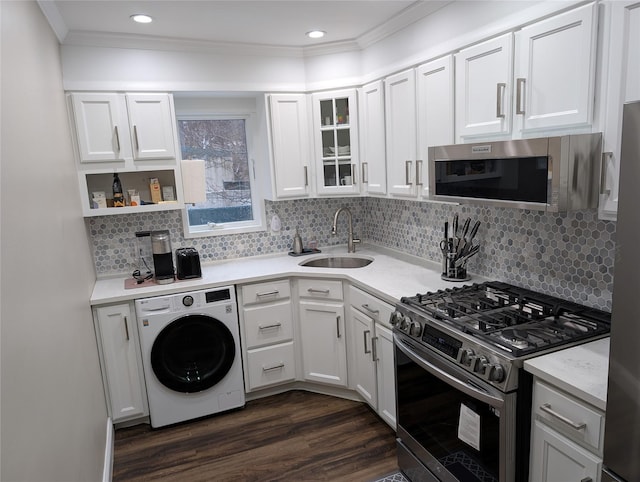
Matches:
[[331, 207, 360, 253]]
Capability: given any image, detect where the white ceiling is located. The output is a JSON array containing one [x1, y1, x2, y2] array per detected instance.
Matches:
[[41, 0, 450, 51]]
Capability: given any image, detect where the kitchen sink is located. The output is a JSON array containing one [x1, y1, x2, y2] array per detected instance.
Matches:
[[299, 256, 373, 269]]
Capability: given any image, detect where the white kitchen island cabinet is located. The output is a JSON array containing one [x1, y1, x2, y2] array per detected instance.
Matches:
[[298, 279, 347, 387], [93, 302, 148, 423], [513, 2, 598, 136], [266, 93, 312, 199]]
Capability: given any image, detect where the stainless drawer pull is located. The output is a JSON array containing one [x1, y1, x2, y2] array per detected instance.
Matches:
[[256, 290, 279, 297], [516, 77, 526, 115], [307, 287, 330, 294], [496, 82, 506, 118], [415, 160, 423, 186], [262, 363, 285, 372], [336, 316, 341, 338], [124, 316, 130, 341], [258, 322, 282, 330], [364, 330, 371, 354], [114, 126, 121, 152], [362, 162, 369, 184], [133, 125, 140, 151], [540, 403, 586, 430], [405, 160, 413, 185], [581, 478, 592, 482], [372, 336, 379, 361], [304, 166, 309, 187], [361, 303, 380, 315]]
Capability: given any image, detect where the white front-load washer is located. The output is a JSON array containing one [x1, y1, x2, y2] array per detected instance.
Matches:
[[135, 286, 245, 428]]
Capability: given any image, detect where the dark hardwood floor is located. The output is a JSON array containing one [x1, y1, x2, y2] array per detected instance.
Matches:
[[113, 390, 399, 481]]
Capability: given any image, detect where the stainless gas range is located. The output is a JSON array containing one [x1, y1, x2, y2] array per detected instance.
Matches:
[[391, 281, 610, 482]]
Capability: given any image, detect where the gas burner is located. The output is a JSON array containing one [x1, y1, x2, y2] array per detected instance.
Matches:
[[499, 329, 530, 349]]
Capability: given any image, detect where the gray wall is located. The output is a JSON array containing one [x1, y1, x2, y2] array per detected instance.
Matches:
[[1, 2, 107, 481]]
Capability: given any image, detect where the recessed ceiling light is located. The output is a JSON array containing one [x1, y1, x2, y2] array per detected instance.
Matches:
[[130, 14, 153, 24], [306, 30, 326, 39]]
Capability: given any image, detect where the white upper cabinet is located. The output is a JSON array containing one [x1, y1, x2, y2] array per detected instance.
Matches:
[[455, 33, 514, 140], [71, 92, 176, 163], [359, 81, 387, 196], [415, 55, 455, 197], [125, 93, 177, 160], [311, 89, 360, 195], [513, 3, 598, 135], [600, 1, 640, 220], [267, 93, 311, 198], [71, 93, 131, 163], [385, 69, 418, 197]]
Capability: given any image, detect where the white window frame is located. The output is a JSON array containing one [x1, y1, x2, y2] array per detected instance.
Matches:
[[178, 113, 265, 238]]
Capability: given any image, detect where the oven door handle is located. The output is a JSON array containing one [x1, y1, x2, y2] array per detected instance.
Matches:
[[395, 335, 505, 409]]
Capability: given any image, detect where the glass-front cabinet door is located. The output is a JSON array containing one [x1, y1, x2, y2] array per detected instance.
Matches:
[[312, 89, 359, 195]]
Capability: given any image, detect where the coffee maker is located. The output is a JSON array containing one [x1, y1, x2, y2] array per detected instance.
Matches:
[[151, 230, 175, 284]]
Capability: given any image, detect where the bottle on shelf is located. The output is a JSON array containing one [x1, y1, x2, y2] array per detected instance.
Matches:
[[113, 173, 125, 207]]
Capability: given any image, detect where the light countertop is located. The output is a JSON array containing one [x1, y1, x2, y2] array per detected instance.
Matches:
[[524, 337, 610, 411], [91, 243, 487, 306]]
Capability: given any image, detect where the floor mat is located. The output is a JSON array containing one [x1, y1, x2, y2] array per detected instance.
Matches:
[[371, 471, 409, 482]]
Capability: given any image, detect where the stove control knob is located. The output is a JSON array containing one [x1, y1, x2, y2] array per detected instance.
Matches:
[[475, 356, 489, 374], [390, 311, 402, 326], [459, 349, 475, 366], [409, 322, 422, 337], [399, 315, 410, 332], [488, 364, 505, 383]]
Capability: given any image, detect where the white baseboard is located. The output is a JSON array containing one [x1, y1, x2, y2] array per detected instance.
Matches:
[[102, 417, 114, 482]]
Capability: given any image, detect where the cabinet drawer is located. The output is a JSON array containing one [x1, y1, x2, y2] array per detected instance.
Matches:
[[349, 285, 394, 327], [243, 300, 293, 349], [241, 279, 291, 305], [298, 279, 343, 301], [246, 342, 296, 391], [533, 380, 605, 455]]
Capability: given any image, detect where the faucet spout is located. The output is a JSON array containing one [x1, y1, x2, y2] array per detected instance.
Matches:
[[331, 207, 360, 253]]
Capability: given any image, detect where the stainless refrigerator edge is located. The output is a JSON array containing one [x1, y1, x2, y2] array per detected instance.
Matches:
[[602, 100, 640, 482]]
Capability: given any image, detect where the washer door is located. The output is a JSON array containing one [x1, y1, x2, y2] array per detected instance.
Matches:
[[150, 314, 236, 393]]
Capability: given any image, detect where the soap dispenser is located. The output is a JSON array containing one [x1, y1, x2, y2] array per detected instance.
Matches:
[[292, 228, 303, 254]]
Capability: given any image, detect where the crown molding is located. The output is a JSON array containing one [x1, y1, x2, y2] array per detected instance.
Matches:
[[37, 0, 68, 43]]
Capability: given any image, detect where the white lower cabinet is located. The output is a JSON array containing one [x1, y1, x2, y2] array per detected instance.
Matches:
[[529, 379, 604, 482], [349, 285, 396, 429], [298, 279, 347, 387], [93, 302, 148, 423], [240, 279, 296, 391]]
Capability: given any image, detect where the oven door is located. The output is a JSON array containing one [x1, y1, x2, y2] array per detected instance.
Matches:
[[395, 334, 516, 482]]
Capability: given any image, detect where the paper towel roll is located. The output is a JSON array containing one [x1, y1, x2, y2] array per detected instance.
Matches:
[[181, 159, 206, 204]]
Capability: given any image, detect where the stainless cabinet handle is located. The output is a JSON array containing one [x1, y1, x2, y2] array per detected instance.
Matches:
[[307, 287, 330, 294], [256, 290, 279, 298], [496, 83, 506, 119], [304, 166, 308, 187], [361, 304, 380, 315], [415, 160, 423, 187], [601, 152, 612, 196], [405, 160, 413, 185], [580, 478, 592, 482], [372, 336, 379, 361], [363, 330, 371, 354], [262, 362, 285, 372], [516, 78, 526, 115], [114, 126, 121, 152], [258, 322, 282, 330], [124, 315, 130, 341], [336, 316, 341, 338], [133, 125, 139, 151], [352, 163, 357, 185], [362, 162, 369, 184], [540, 403, 586, 430]]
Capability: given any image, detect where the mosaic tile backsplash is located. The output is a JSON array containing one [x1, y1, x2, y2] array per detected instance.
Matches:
[[88, 197, 616, 311]]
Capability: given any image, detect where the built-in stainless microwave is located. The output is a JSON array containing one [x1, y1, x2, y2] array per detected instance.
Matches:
[[428, 133, 602, 212]]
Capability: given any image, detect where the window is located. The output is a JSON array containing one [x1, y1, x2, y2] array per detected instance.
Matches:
[[178, 116, 264, 237]]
